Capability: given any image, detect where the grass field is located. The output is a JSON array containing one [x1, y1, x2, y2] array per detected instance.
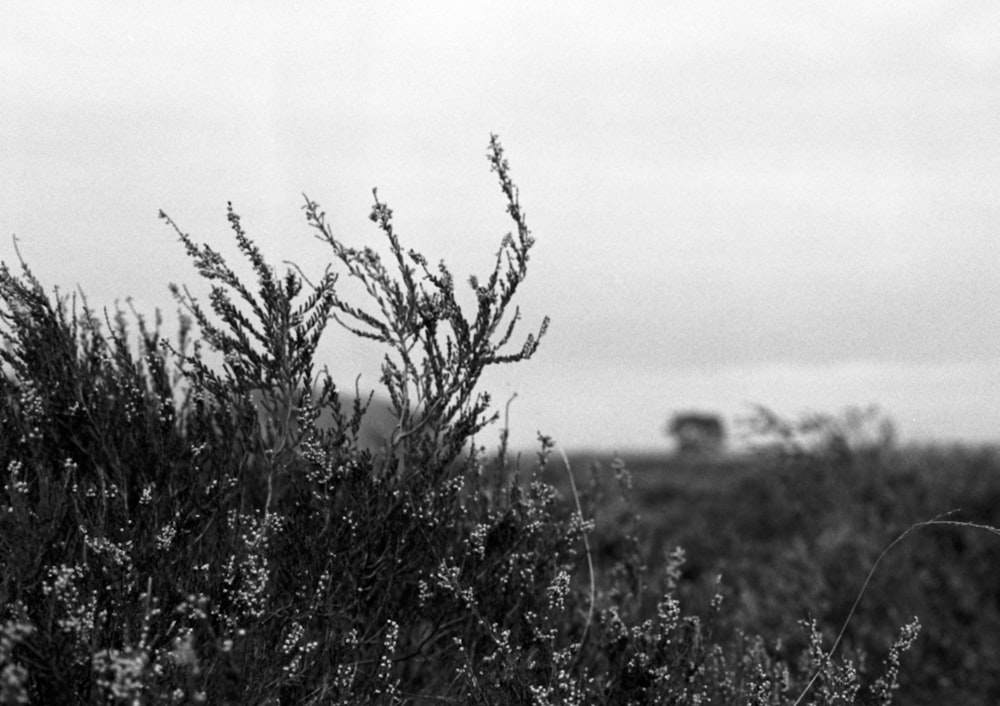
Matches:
[[539, 444, 1000, 705]]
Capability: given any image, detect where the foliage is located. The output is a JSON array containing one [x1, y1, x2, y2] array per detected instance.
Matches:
[[0, 137, 928, 704], [737, 405, 897, 461]]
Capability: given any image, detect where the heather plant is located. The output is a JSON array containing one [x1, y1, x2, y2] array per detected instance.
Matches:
[[0, 136, 929, 704], [301, 133, 548, 479]]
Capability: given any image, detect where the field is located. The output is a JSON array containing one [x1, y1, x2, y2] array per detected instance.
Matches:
[[545, 445, 1000, 705]]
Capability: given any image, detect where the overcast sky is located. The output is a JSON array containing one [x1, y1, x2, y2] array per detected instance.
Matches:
[[3, 2, 999, 451]]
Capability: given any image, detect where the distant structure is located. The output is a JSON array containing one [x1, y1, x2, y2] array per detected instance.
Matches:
[[667, 412, 726, 457]]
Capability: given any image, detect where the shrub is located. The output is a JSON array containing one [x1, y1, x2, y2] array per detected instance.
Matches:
[[0, 136, 921, 704]]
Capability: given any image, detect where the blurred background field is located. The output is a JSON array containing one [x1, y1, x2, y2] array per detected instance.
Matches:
[[532, 440, 1000, 705]]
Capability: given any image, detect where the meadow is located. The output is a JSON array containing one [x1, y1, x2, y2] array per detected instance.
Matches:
[[552, 445, 1000, 705], [2, 136, 997, 704]]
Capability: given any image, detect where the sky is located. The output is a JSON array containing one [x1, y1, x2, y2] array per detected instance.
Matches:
[[2, 1, 999, 452]]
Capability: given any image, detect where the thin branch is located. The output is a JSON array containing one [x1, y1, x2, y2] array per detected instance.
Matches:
[[793, 510, 998, 706], [559, 447, 595, 670]]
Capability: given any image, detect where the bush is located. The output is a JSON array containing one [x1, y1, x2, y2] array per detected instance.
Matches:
[[1, 136, 921, 704]]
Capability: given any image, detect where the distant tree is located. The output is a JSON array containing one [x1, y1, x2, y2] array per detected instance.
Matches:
[[668, 411, 726, 456]]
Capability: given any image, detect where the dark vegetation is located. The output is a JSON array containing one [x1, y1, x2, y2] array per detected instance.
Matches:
[[0, 135, 993, 704], [556, 443, 1000, 706]]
